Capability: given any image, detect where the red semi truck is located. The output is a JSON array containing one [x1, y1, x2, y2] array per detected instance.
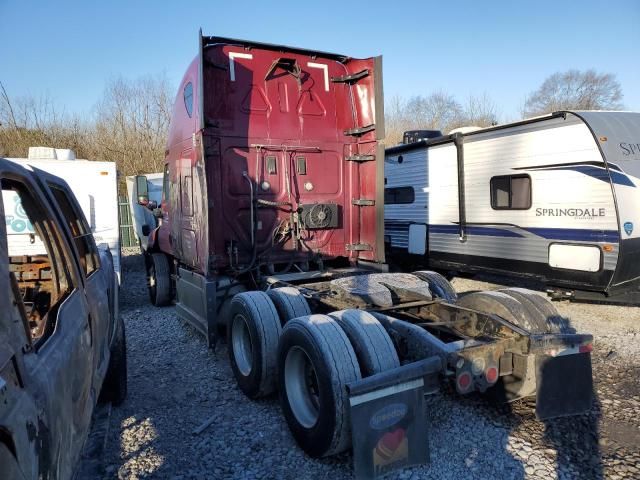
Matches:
[[135, 32, 595, 475]]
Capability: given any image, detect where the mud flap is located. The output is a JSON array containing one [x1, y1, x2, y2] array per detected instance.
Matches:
[[535, 352, 593, 420], [347, 357, 441, 479]]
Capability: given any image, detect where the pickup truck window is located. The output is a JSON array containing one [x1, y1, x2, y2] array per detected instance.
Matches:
[[2, 179, 75, 343], [49, 185, 100, 277]]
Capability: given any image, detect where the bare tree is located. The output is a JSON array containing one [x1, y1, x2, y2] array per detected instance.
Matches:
[[460, 93, 499, 128], [91, 75, 173, 176], [385, 92, 464, 145], [523, 69, 624, 117]]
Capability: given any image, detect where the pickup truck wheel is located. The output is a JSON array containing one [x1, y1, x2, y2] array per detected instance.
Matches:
[[267, 287, 311, 324], [278, 315, 361, 457], [227, 292, 281, 398], [100, 314, 127, 405], [328, 309, 400, 376], [148, 253, 172, 306], [498, 288, 570, 333], [412, 270, 458, 302]]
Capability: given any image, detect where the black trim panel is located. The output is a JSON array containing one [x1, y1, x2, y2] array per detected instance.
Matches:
[[426, 250, 614, 291]]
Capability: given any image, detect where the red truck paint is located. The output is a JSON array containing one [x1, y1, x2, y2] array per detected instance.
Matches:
[[153, 33, 385, 275]]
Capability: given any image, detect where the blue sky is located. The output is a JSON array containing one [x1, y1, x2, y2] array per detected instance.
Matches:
[[1, 0, 638, 122]]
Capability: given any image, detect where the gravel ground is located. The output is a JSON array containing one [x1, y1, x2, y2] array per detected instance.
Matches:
[[96, 249, 640, 479]]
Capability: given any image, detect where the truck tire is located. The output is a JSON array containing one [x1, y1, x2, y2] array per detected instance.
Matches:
[[100, 314, 128, 405], [227, 292, 282, 398], [412, 270, 458, 303], [278, 315, 361, 458], [498, 288, 571, 334], [328, 310, 400, 376], [458, 290, 545, 333], [267, 287, 311, 324], [148, 253, 172, 306]]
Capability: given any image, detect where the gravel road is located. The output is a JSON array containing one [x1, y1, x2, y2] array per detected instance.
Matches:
[[95, 249, 640, 479]]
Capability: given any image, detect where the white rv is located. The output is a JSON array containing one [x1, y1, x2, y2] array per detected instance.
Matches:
[[384, 111, 640, 302], [125, 172, 163, 251], [3, 147, 121, 281]]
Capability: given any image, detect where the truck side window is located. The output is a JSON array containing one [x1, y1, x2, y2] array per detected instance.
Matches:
[[184, 82, 194, 118], [2, 179, 75, 344], [490, 175, 531, 210], [49, 185, 100, 277], [385, 186, 415, 204]]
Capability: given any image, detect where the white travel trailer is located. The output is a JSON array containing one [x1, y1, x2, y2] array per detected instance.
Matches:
[[3, 147, 121, 281], [384, 111, 640, 302]]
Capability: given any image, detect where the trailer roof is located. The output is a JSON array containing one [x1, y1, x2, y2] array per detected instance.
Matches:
[[202, 35, 350, 63], [385, 110, 640, 156]]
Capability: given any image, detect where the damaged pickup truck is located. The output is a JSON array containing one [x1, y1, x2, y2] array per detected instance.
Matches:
[[0, 159, 126, 479]]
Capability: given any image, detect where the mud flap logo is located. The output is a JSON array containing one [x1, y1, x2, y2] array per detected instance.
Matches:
[[373, 427, 409, 473], [624, 222, 633, 236]]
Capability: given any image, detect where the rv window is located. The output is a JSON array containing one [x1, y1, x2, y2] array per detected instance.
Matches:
[[385, 186, 415, 205], [184, 82, 194, 118], [490, 175, 531, 210]]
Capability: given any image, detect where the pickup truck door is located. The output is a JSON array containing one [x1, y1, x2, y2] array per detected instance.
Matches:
[[32, 168, 114, 387], [0, 162, 94, 479]]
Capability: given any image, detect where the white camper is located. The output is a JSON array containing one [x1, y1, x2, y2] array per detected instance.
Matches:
[[384, 111, 640, 302], [125, 173, 163, 251], [3, 148, 121, 281]]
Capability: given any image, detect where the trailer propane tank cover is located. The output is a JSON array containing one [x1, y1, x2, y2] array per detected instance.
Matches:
[[347, 357, 438, 478]]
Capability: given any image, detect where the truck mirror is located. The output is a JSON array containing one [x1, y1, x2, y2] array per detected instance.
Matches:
[[135, 175, 149, 205], [152, 207, 163, 219], [146, 200, 158, 210]]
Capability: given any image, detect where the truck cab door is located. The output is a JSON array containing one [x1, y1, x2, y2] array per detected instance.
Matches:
[[0, 163, 94, 479]]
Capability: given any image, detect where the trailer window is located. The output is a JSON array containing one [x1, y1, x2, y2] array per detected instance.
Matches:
[[49, 185, 100, 277], [184, 82, 194, 118], [385, 186, 415, 204], [490, 175, 531, 209]]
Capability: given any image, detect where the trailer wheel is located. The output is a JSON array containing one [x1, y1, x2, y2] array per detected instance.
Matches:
[[148, 253, 172, 306], [413, 270, 458, 302], [498, 288, 571, 333], [100, 314, 128, 405], [228, 292, 282, 398], [328, 310, 400, 376], [278, 315, 361, 457], [267, 287, 311, 324]]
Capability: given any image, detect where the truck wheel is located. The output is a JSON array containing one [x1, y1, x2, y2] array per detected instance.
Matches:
[[278, 315, 361, 458], [148, 253, 172, 306], [227, 292, 282, 398], [328, 310, 399, 376], [498, 288, 571, 333], [458, 291, 538, 332], [412, 270, 458, 302], [100, 314, 127, 405], [267, 287, 311, 324]]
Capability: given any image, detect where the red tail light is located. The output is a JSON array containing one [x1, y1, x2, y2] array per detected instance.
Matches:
[[485, 366, 498, 384], [579, 343, 593, 354], [456, 372, 472, 393]]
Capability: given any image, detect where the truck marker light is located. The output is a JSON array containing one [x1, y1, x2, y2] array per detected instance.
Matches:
[[603, 244, 613, 252], [100, 171, 109, 176], [471, 357, 485, 376], [485, 367, 498, 384]]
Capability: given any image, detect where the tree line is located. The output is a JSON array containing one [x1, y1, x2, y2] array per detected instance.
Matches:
[[0, 69, 625, 179]]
